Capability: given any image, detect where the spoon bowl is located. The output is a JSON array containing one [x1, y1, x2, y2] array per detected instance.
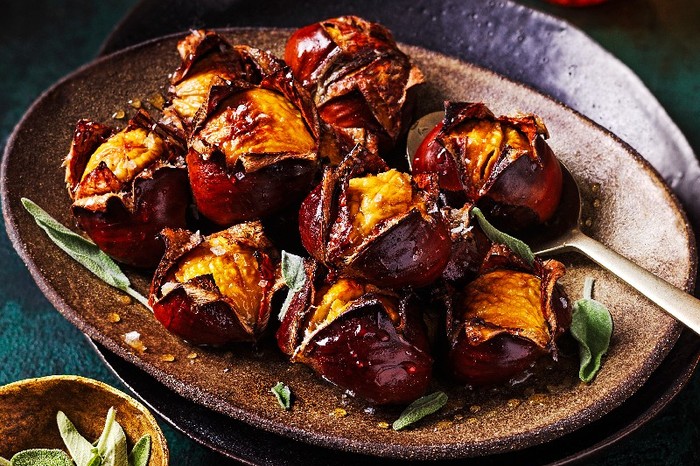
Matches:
[[407, 111, 700, 335]]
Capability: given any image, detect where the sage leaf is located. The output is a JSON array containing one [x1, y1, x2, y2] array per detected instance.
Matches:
[[392, 391, 448, 431], [470, 206, 535, 266], [95, 407, 129, 466], [571, 278, 613, 382], [0, 457, 11, 466], [21, 198, 150, 309], [85, 453, 102, 466], [56, 410, 96, 466], [10, 449, 73, 466], [278, 251, 307, 321], [270, 382, 292, 410], [127, 435, 151, 466]]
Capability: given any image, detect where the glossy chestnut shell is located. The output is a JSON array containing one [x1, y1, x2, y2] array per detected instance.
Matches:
[[285, 16, 424, 157], [277, 259, 432, 405], [186, 44, 322, 226], [149, 222, 280, 346], [446, 243, 571, 385], [412, 102, 563, 231], [298, 146, 451, 288], [64, 110, 189, 268]]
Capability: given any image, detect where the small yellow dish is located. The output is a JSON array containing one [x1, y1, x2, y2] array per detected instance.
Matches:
[[0, 375, 168, 465]]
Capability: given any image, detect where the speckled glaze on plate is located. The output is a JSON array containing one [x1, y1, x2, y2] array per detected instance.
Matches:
[[0, 375, 168, 464], [1, 29, 696, 460]]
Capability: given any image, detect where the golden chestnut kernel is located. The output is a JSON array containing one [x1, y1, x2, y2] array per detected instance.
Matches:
[[462, 269, 549, 348], [81, 127, 164, 189], [456, 120, 529, 191], [171, 70, 229, 120], [170, 234, 265, 329], [196, 89, 315, 166], [310, 278, 368, 333], [346, 169, 426, 245]]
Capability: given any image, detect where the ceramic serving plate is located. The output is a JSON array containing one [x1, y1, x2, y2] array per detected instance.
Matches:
[[1, 29, 696, 460]]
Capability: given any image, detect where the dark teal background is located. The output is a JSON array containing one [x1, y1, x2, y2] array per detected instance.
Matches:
[[1, 1, 698, 464]]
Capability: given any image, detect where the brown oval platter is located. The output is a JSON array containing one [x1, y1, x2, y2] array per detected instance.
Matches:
[[0, 375, 168, 465], [1, 28, 696, 460]]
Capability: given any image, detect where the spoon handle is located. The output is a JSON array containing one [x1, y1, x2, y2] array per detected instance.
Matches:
[[570, 231, 700, 335]]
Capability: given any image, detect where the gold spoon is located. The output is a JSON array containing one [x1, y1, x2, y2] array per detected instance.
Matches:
[[407, 111, 700, 335]]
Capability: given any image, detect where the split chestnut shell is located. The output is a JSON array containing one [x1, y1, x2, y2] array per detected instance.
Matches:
[[298, 146, 451, 288], [63, 110, 189, 268], [412, 102, 563, 231], [285, 16, 424, 158], [276, 259, 433, 405], [165, 29, 250, 131], [186, 44, 322, 226], [446, 243, 571, 385], [149, 222, 280, 346]]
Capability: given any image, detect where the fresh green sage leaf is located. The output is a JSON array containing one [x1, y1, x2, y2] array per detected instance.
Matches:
[[392, 391, 448, 431], [57, 411, 96, 466], [0, 457, 11, 466], [278, 251, 307, 321], [470, 206, 535, 266], [94, 408, 128, 466], [571, 278, 613, 382], [10, 449, 74, 466], [85, 453, 102, 466], [270, 382, 292, 410], [21, 198, 150, 309], [127, 435, 151, 466]]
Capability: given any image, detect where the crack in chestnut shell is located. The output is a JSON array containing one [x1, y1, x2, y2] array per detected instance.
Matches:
[[185, 42, 323, 226], [149, 223, 281, 347], [64, 110, 189, 268], [277, 260, 433, 405], [412, 102, 563, 231], [298, 146, 451, 288], [445, 243, 571, 385], [440, 204, 492, 286], [285, 16, 424, 156]]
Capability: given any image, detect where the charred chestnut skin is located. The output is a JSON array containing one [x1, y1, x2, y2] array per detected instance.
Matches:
[[149, 223, 280, 347], [446, 243, 571, 385], [413, 102, 563, 231], [277, 260, 433, 405], [186, 44, 322, 226], [285, 16, 424, 156], [64, 111, 189, 268], [298, 146, 451, 288]]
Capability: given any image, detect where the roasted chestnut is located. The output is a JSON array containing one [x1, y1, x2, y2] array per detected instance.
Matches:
[[63, 110, 189, 268], [186, 44, 322, 226], [277, 259, 432, 405], [298, 146, 451, 288], [285, 16, 424, 157], [149, 222, 280, 346], [446, 243, 571, 385], [165, 29, 249, 130], [412, 102, 563, 231]]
